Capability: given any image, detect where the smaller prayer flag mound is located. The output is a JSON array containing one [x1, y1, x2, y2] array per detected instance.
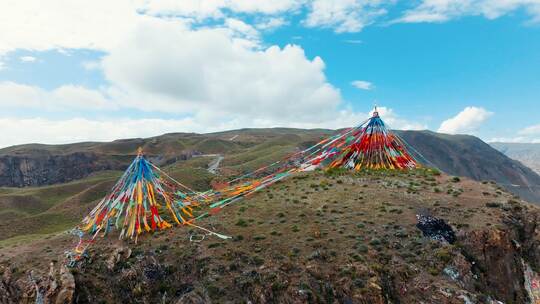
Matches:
[[81, 148, 197, 240]]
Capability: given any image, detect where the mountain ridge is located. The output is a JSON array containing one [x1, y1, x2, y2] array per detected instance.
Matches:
[[491, 142, 540, 175], [0, 128, 539, 203]]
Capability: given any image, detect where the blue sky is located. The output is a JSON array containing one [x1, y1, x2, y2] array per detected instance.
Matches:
[[0, 1, 539, 147], [264, 11, 540, 140]]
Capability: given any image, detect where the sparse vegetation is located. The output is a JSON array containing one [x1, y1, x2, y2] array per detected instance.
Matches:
[[235, 219, 248, 227]]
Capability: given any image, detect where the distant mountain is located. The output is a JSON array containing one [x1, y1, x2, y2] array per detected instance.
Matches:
[[491, 142, 540, 174], [396, 131, 540, 203], [0, 129, 330, 188], [1, 128, 540, 203]]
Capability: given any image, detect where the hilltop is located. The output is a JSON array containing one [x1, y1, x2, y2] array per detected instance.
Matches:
[[1, 169, 540, 303]]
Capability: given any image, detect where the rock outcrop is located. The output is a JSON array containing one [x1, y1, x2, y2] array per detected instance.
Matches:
[[0, 151, 197, 188], [0, 152, 125, 187], [0, 267, 18, 303], [0, 262, 75, 304]]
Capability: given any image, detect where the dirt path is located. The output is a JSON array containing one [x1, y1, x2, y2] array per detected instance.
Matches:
[[207, 155, 224, 174], [192, 154, 224, 174]]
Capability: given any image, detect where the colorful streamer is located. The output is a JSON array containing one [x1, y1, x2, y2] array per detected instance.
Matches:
[[81, 148, 198, 241], [197, 108, 420, 212]]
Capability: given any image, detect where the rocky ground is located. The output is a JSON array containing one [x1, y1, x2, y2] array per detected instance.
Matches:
[[1, 169, 540, 303]]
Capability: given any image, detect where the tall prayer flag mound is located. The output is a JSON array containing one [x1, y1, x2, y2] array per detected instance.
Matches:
[[81, 148, 197, 240]]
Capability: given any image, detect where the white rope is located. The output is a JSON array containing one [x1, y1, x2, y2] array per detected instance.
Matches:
[[149, 162, 200, 194], [186, 222, 231, 239]]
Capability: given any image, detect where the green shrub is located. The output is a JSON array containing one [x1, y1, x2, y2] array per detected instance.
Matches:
[[236, 219, 248, 227], [428, 267, 440, 276], [485, 202, 502, 208], [435, 248, 452, 263], [369, 238, 381, 246]]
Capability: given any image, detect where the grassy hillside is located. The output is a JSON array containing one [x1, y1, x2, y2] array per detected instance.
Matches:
[[0, 155, 220, 245], [0, 171, 120, 243]]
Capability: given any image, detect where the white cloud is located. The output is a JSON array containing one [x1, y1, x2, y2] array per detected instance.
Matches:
[[0, 1, 303, 55], [397, 0, 540, 23], [351, 80, 374, 90], [0, 3, 359, 142], [343, 39, 363, 44], [0, 16, 357, 146], [19, 56, 36, 62], [0, 82, 112, 111], [502, 124, 540, 142], [140, 0, 304, 20], [82, 61, 101, 71], [222, 0, 304, 14], [255, 17, 288, 31], [0, 117, 198, 148], [519, 124, 540, 136], [304, 0, 389, 33], [489, 136, 540, 143], [488, 123, 540, 143], [438, 106, 493, 134], [99, 18, 342, 124], [0, 1, 144, 55], [1, 0, 539, 59], [224, 18, 261, 41], [0, 2, 345, 125], [266, 106, 425, 130]]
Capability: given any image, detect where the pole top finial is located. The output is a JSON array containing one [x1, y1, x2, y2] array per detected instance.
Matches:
[[372, 105, 379, 118], [137, 147, 143, 156]]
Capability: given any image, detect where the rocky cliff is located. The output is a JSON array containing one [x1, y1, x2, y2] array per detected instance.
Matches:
[[0, 152, 125, 187]]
